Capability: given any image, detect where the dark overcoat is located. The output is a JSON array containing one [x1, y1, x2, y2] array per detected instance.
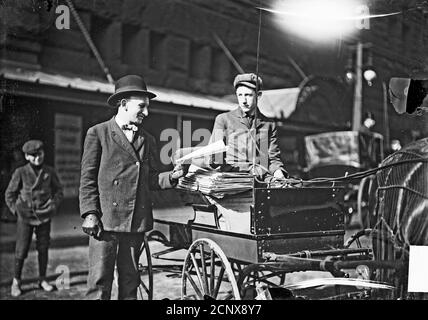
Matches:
[[209, 107, 285, 175], [79, 117, 173, 233], [5, 163, 63, 225]]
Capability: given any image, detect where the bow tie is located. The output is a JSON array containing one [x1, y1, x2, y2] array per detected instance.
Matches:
[[121, 124, 138, 132]]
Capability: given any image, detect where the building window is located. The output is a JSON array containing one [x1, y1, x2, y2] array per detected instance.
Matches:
[[402, 20, 410, 48], [211, 49, 230, 83], [150, 31, 166, 70], [121, 24, 140, 65], [90, 15, 110, 58], [189, 42, 206, 79]]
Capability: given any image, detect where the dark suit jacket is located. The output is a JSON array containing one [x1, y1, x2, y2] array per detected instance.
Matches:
[[209, 107, 286, 176], [79, 117, 174, 233], [5, 163, 63, 225]]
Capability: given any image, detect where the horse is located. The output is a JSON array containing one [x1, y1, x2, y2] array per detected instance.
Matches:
[[368, 137, 428, 299]]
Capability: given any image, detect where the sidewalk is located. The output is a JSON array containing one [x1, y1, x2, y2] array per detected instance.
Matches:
[[0, 209, 88, 253]]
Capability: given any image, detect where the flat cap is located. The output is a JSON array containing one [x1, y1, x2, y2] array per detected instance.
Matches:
[[233, 73, 263, 90], [22, 140, 44, 154]]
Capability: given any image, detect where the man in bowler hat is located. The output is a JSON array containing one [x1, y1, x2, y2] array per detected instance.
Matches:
[[79, 75, 188, 300], [209, 73, 288, 179], [5, 140, 63, 297]]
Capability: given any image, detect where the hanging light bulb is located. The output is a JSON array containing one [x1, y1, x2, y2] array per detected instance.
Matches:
[[363, 69, 377, 86], [363, 50, 376, 86], [345, 70, 355, 83], [344, 55, 355, 84]]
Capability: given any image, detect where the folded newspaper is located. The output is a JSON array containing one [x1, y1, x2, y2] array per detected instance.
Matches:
[[176, 166, 253, 198]]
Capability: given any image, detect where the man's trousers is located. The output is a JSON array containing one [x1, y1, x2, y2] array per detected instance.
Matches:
[[86, 231, 145, 300]]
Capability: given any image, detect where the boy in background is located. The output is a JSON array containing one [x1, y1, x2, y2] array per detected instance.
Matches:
[[5, 140, 63, 297]]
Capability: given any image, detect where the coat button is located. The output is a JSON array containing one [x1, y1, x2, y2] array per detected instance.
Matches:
[[114, 180, 118, 185], [113, 202, 118, 206], [136, 162, 140, 166]]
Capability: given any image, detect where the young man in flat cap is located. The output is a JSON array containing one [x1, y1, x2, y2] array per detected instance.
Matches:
[[79, 74, 188, 300], [5, 140, 63, 297], [209, 73, 288, 179]]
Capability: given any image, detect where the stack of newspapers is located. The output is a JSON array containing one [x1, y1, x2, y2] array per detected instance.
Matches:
[[177, 167, 253, 198]]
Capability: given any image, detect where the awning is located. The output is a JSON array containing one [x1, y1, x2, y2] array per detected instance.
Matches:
[[0, 67, 234, 112], [258, 88, 300, 119]]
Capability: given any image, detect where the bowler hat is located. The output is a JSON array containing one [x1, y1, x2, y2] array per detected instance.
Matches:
[[22, 140, 44, 155], [233, 73, 263, 91], [107, 75, 156, 107]]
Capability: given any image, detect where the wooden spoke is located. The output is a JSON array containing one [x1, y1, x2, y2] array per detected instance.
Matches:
[[140, 281, 149, 294], [182, 239, 240, 300], [213, 265, 225, 299], [210, 250, 215, 296], [184, 270, 204, 299], [199, 243, 209, 295], [190, 252, 205, 294]]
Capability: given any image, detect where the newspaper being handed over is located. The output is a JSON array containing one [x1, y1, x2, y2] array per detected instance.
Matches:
[[174, 140, 253, 198], [174, 140, 228, 164]]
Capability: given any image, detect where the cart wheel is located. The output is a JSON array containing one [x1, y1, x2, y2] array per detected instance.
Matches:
[[181, 238, 241, 300], [137, 234, 153, 300], [237, 264, 287, 299]]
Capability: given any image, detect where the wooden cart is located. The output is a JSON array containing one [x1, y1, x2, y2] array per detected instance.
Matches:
[[137, 183, 401, 300]]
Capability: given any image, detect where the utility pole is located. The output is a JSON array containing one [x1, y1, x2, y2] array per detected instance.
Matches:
[[352, 41, 364, 131]]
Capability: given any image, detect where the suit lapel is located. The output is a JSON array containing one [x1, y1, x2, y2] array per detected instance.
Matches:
[[231, 108, 249, 128], [232, 107, 266, 130], [110, 118, 139, 160], [133, 129, 146, 160]]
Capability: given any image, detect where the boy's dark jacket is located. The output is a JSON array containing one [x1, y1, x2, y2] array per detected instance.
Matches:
[[5, 163, 64, 225]]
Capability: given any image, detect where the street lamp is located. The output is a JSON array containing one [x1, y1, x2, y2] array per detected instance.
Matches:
[[263, 0, 399, 131], [345, 42, 376, 130], [363, 69, 377, 86], [271, 0, 359, 42], [363, 50, 377, 86]]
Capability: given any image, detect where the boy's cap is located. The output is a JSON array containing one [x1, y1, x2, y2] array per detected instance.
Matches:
[[22, 140, 44, 154], [233, 73, 263, 90]]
